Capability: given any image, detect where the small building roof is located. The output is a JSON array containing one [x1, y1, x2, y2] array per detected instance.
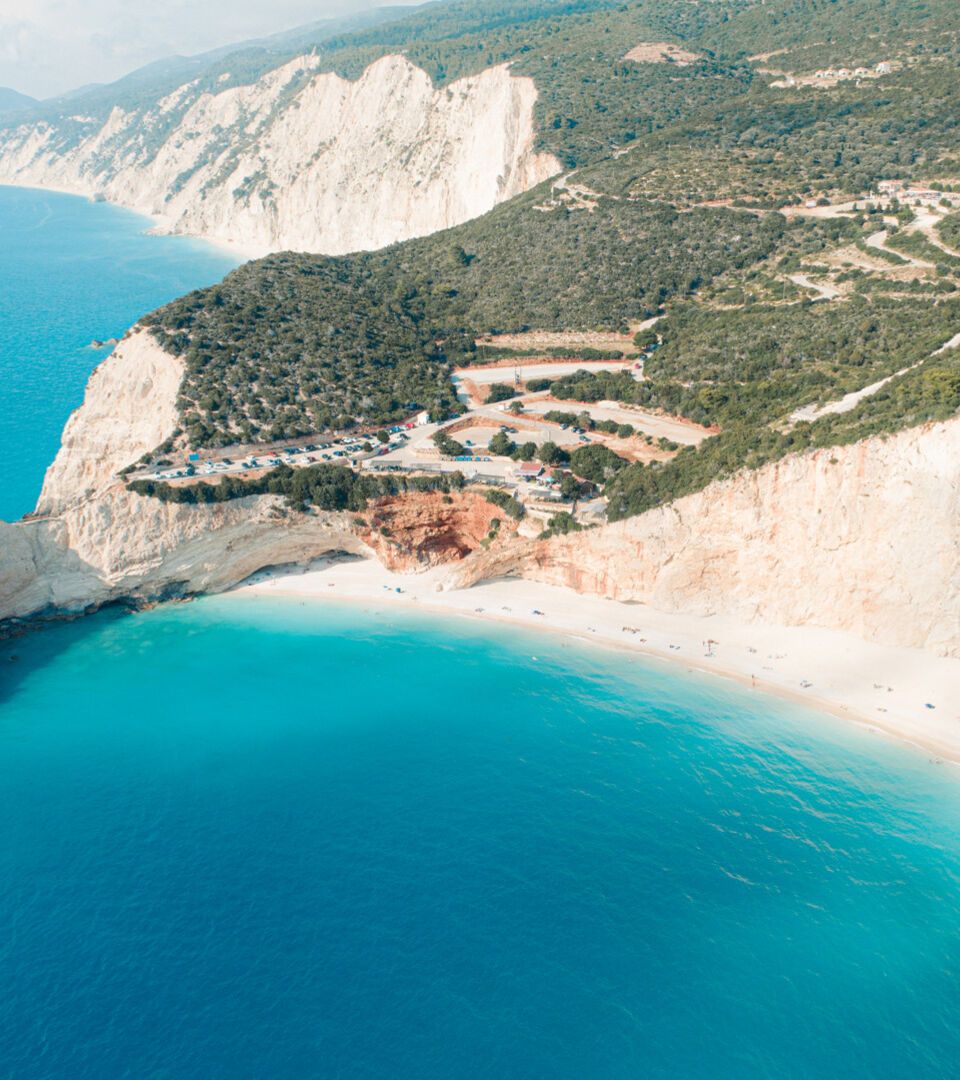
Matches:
[[519, 461, 543, 476]]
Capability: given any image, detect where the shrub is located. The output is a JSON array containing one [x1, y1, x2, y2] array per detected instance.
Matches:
[[486, 382, 518, 403]]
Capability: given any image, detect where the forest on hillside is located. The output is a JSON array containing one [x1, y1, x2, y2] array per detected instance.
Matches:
[[138, 0, 960, 519]]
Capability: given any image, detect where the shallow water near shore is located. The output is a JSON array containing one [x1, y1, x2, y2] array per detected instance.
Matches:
[[2, 594, 960, 1078], [0, 185, 238, 521]]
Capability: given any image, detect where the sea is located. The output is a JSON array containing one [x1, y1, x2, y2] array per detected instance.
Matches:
[[0, 186, 239, 521], [2, 187, 960, 1079]]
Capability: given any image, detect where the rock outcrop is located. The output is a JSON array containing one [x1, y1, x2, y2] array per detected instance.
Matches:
[[2, 320, 957, 660], [0, 330, 504, 627], [360, 491, 517, 570], [0, 328, 375, 625], [36, 329, 183, 516], [1, 488, 369, 624], [0, 55, 560, 256], [451, 420, 960, 657]]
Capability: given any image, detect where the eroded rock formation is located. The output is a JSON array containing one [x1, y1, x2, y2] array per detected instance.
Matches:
[[1, 324, 957, 662], [0, 55, 560, 255]]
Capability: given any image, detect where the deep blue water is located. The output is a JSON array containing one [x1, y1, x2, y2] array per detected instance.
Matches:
[[0, 185, 238, 521], [2, 595, 959, 1079]]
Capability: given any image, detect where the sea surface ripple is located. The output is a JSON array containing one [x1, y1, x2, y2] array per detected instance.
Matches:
[[1, 596, 959, 1078]]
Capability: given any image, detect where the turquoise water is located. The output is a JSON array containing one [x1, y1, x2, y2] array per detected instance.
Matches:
[[0, 186, 238, 522], [2, 595, 960, 1078]]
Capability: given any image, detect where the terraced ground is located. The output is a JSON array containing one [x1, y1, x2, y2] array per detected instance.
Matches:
[[130, 0, 960, 521]]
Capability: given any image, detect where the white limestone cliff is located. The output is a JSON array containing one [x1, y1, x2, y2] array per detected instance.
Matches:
[[454, 421, 960, 658], [1, 327, 957, 664], [0, 55, 560, 256], [36, 329, 183, 516], [2, 331, 369, 622]]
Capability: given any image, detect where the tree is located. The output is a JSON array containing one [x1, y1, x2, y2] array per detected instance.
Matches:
[[511, 441, 538, 461], [433, 431, 465, 457], [541, 511, 582, 537], [488, 431, 515, 456], [538, 441, 569, 465], [570, 443, 627, 483], [486, 382, 517, 403]]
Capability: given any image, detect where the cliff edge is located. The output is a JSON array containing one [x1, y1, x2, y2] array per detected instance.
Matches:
[[2, 328, 957, 663], [0, 56, 560, 256], [452, 421, 960, 657]]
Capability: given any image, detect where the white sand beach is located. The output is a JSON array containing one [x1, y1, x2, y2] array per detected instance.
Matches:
[[233, 556, 960, 763]]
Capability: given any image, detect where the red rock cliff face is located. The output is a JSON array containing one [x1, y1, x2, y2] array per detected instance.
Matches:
[[359, 490, 516, 571]]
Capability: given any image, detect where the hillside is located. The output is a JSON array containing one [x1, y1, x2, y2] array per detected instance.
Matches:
[[1, 0, 958, 664], [133, 4, 960, 521], [0, 88, 36, 119], [4, 0, 960, 253], [0, 55, 558, 256]]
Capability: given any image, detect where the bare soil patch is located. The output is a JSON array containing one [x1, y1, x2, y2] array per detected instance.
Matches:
[[624, 42, 700, 66], [475, 329, 638, 355]]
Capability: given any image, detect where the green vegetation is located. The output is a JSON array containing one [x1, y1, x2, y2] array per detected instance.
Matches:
[[583, 54, 960, 206], [484, 488, 525, 520], [605, 348, 960, 520], [552, 297, 960, 428], [128, 463, 465, 511], [886, 229, 960, 270], [855, 239, 907, 267], [539, 511, 583, 538], [511, 441, 539, 462], [937, 213, 960, 252], [598, 297, 960, 519], [486, 382, 518, 403], [488, 431, 515, 456], [124, 0, 960, 523], [569, 444, 628, 483], [471, 346, 625, 362], [147, 257, 464, 447], [433, 430, 467, 457], [537, 441, 570, 465], [148, 197, 791, 447]]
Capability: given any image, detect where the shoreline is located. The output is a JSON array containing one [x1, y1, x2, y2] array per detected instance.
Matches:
[[231, 557, 960, 766], [0, 179, 264, 261]]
